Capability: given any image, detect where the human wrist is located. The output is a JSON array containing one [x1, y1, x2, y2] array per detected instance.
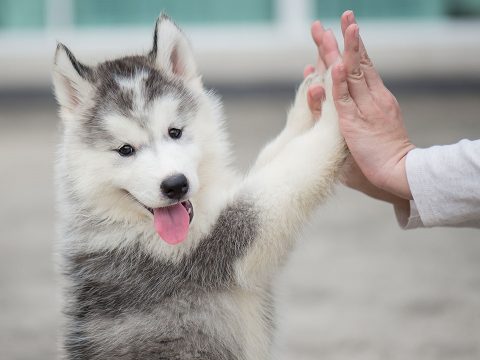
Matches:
[[381, 147, 414, 200]]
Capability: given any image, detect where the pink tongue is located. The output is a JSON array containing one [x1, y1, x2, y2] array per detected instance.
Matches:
[[153, 203, 190, 245]]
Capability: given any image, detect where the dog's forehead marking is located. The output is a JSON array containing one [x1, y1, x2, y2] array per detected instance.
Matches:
[[114, 70, 149, 113], [114, 69, 149, 89], [87, 55, 200, 147]]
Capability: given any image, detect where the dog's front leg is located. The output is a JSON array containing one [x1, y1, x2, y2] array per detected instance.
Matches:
[[234, 71, 347, 286], [249, 73, 324, 173]]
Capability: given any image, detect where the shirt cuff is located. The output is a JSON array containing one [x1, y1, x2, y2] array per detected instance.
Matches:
[[394, 200, 424, 229]]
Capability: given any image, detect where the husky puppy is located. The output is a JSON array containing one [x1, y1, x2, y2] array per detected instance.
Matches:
[[53, 14, 346, 360]]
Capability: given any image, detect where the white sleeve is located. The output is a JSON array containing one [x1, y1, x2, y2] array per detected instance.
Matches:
[[394, 200, 423, 229], [395, 139, 480, 229]]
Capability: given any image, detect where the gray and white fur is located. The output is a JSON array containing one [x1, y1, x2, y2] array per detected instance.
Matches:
[[53, 14, 347, 360]]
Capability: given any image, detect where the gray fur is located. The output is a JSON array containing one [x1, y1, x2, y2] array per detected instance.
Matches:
[[55, 14, 284, 360], [62, 200, 265, 359], [78, 55, 198, 147], [56, 43, 94, 82]]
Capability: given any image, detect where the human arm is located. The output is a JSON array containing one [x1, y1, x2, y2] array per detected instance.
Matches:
[[400, 140, 480, 228], [306, 11, 480, 229]]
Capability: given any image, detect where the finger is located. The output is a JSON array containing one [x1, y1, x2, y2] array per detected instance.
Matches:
[[303, 65, 315, 79], [311, 21, 327, 73], [322, 30, 341, 67], [332, 63, 358, 119], [341, 10, 352, 35], [341, 10, 385, 92], [307, 84, 326, 119], [343, 23, 374, 111]]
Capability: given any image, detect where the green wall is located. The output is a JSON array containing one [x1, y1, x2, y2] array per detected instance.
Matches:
[[315, 0, 443, 19], [1, 0, 479, 30], [74, 0, 273, 26], [314, 0, 480, 19], [0, 0, 45, 29]]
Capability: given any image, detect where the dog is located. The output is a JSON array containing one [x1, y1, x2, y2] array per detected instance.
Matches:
[[53, 14, 346, 360]]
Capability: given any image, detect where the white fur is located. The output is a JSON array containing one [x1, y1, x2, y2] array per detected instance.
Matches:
[[229, 73, 345, 357], [236, 70, 343, 286], [154, 16, 198, 81], [115, 70, 150, 111], [54, 15, 346, 359]]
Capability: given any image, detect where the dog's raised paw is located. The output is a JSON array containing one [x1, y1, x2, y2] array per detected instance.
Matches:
[[285, 72, 325, 134]]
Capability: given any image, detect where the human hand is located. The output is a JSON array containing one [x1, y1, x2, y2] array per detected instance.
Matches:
[[334, 11, 415, 199], [304, 23, 403, 206], [306, 11, 415, 200]]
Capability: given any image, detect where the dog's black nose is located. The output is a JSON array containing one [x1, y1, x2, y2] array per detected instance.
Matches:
[[161, 174, 189, 200]]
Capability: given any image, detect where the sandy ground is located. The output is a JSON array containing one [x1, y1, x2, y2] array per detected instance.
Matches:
[[0, 85, 479, 360]]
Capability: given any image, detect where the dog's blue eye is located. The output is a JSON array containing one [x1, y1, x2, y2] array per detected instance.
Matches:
[[117, 144, 135, 157], [168, 128, 182, 139]]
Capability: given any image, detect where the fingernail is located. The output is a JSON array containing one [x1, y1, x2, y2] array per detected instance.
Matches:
[[350, 11, 356, 24], [346, 10, 353, 23]]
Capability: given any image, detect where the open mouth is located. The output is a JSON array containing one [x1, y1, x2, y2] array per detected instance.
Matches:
[[144, 200, 194, 224], [124, 190, 194, 245], [151, 200, 194, 245]]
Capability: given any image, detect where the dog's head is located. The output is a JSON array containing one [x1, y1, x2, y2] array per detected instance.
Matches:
[[53, 15, 225, 245]]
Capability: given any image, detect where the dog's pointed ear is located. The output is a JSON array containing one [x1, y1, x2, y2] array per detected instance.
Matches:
[[150, 14, 198, 81], [52, 43, 94, 114]]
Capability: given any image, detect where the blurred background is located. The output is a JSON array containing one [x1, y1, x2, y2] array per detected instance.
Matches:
[[1, 1, 479, 359]]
